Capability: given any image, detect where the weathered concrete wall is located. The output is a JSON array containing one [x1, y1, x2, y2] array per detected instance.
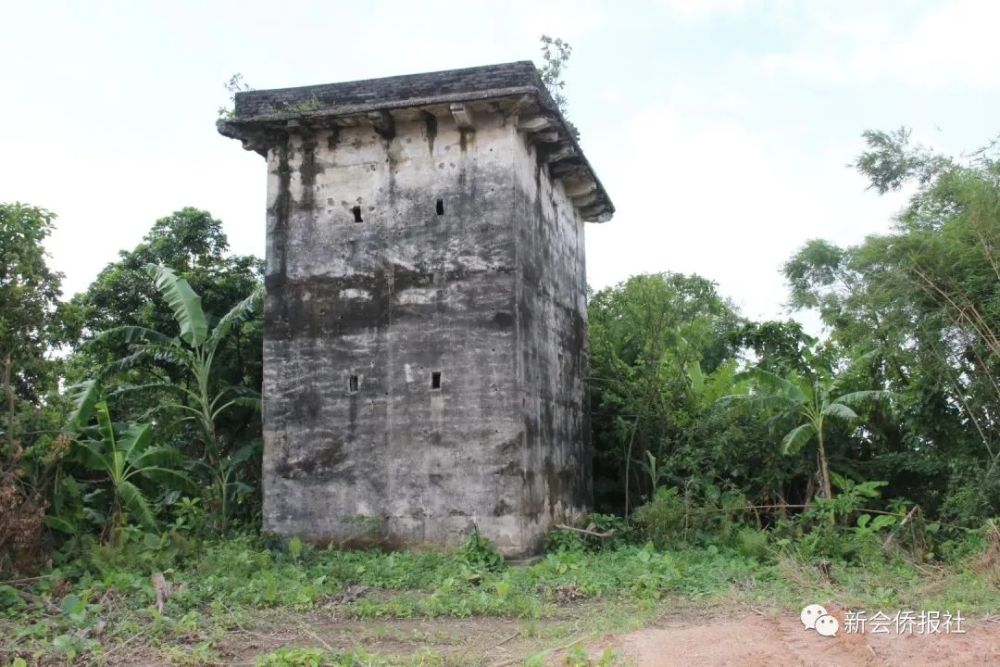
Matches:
[[511, 132, 592, 549], [264, 112, 522, 550], [220, 63, 613, 558]]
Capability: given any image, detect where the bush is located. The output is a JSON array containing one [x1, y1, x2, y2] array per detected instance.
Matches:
[[631, 483, 755, 549], [734, 527, 770, 560], [456, 526, 504, 572], [631, 487, 685, 548], [543, 513, 635, 552]]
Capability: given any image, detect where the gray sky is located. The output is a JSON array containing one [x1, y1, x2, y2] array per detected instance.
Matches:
[[2, 0, 997, 324]]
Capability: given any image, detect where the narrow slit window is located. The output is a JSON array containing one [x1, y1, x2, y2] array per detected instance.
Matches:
[[349, 374, 359, 393], [430, 371, 442, 390], [436, 199, 444, 215], [352, 206, 363, 223]]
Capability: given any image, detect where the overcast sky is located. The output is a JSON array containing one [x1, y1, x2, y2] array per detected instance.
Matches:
[[2, 0, 998, 325]]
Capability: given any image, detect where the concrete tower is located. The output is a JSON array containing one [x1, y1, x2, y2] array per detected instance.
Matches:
[[219, 62, 614, 556]]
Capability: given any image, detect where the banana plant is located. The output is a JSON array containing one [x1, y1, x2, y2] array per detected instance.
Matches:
[[724, 366, 889, 501], [99, 264, 262, 530], [65, 380, 192, 537]]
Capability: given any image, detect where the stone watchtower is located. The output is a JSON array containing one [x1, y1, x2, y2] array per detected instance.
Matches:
[[219, 62, 613, 556]]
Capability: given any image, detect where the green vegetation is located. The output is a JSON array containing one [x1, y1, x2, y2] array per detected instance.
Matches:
[[539, 34, 573, 115], [61, 380, 193, 534], [1, 526, 995, 663], [217, 73, 253, 119], [587, 131, 1000, 539], [1, 120, 999, 661], [730, 364, 889, 501], [98, 263, 263, 530]]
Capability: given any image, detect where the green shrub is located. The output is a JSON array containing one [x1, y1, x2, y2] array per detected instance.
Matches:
[[543, 513, 635, 552], [631, 487, 685, 548], [734, 527, 770, 560], [456, 526, 504, 572]]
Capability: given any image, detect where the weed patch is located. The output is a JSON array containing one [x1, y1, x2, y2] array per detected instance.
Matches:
[[1, 529, 996, 664]]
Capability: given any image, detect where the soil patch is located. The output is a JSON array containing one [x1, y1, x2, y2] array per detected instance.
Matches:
[[591, 609, 1000, 666]]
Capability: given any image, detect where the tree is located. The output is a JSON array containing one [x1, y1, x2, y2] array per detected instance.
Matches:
[[731, 320, 816, 376], [68, 207, 261, 344], [0, 203, 65, 463], [588, 273, 744, 512], [0, 203, 68, 573], [784, 129, 1000, 522], [66, 208, 264, 527], [218, 73, 253, 119], [737, 366, 888, 500], [539, 35, 573, 118], [100, 265, 262, 529]]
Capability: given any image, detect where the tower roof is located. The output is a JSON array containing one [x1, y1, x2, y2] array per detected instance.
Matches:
[[218, 61, 614, 222]]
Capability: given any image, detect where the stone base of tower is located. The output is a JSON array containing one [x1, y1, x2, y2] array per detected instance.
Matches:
[[260, 471, 580, 557]]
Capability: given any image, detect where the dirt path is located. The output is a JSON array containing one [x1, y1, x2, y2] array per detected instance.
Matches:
[[198, 604, 999, 666], [594, 611, 1000, 667]]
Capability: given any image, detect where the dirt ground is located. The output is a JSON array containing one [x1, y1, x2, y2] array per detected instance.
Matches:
[[596, 611, 1000, 666], [195, 604, 1000, 667]]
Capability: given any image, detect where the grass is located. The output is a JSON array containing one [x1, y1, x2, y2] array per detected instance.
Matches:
[[1, 531, 996, 665]]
